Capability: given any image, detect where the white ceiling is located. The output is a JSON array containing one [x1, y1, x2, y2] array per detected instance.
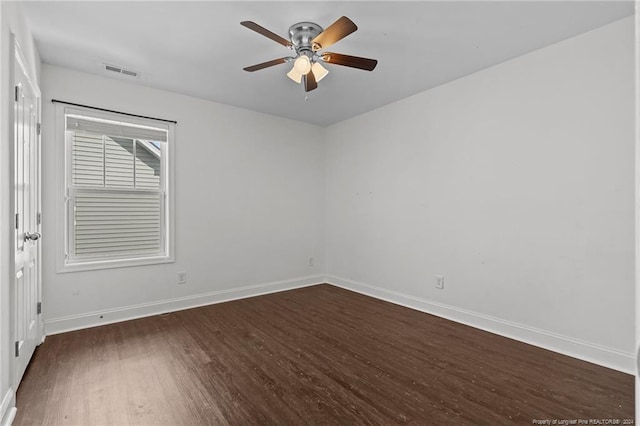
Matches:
[[22, 1, 634, 126]]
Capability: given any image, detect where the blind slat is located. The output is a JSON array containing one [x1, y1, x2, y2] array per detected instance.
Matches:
[[76, 239, 161, 247], [76, 231, 160, 237], [74, 246, 160, 257]]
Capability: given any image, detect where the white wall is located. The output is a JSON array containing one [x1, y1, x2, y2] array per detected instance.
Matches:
[[325, 17, 635, 372], [0, 3, 40, 424], [40, 65, 326, 332]]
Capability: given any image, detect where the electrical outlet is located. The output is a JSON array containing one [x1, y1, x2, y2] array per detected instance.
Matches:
[[435, 275, 445, 289], [177, 271, 187, 285], [308, 257, 314, 267]]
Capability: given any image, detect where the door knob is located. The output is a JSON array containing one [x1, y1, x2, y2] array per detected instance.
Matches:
[[25, 231, 41, 242]]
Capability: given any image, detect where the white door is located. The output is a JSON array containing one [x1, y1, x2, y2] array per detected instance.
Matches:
[[13, 43, 42, 387]]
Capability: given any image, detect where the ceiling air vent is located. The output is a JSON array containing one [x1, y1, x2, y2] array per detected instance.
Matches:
[[103, 63, 140, 78]]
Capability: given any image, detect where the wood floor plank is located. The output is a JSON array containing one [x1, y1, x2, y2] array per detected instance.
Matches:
[[14, 284, 634, 425]]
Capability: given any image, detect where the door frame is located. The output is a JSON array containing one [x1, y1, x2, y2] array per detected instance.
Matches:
[[9, 34, 43, 392]]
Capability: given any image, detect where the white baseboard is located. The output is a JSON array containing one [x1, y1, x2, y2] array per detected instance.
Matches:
[[0, 388, 15, 426], [326, 275, 635, 374], [0, 409, 15, 426], [45, 275, 325, 335]]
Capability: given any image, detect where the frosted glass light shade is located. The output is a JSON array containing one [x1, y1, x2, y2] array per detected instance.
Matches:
[[311, 62, 329, 82], [293, 55, 311, 74], [287, 66, 302, 84]]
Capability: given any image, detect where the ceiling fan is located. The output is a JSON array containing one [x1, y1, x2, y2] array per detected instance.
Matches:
[[241, 16, 378, 92]]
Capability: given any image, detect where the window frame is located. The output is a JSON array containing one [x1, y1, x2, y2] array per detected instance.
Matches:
[[56, 104, 175, 273]]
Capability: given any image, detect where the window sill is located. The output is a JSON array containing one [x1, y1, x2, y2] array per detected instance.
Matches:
[[58, 254, 174, 273]]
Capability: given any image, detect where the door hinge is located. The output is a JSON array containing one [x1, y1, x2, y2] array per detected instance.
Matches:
[[37, 212, 41, 225], [14, 85, 19, 102], [15, 213, 19, 229], [37, 302, 42, 315], [15, 341, 19, 357], [37, 122, 41, 136]]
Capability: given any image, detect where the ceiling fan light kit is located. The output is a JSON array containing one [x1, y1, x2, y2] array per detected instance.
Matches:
[[241, 16, 378, 92]]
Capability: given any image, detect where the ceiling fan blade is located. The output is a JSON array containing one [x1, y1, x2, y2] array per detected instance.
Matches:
[[243, 57, 289, 72], [241, 21, 292, 48], [304, 70, 317, 92], [311, 16, 357, 51], [322, 52, 378, 71]]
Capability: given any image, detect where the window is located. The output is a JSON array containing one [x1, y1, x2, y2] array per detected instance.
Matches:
[[58, 105, 174, 271]]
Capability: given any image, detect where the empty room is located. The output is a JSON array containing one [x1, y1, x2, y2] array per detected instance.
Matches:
[[0, 1, 636, 425]]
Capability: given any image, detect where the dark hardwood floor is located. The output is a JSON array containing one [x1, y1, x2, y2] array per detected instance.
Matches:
[[15, 284, 634, 425]]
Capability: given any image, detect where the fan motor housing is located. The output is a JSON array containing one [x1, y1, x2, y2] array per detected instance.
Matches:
[[288, 22, 323, 49]]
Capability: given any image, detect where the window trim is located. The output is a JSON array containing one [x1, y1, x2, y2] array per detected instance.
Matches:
[[56, 104, 175, 273]]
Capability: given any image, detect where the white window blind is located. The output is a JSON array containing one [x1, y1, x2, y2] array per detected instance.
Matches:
[[73, 191, 162, 257], [63, 109, 171, 267]]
